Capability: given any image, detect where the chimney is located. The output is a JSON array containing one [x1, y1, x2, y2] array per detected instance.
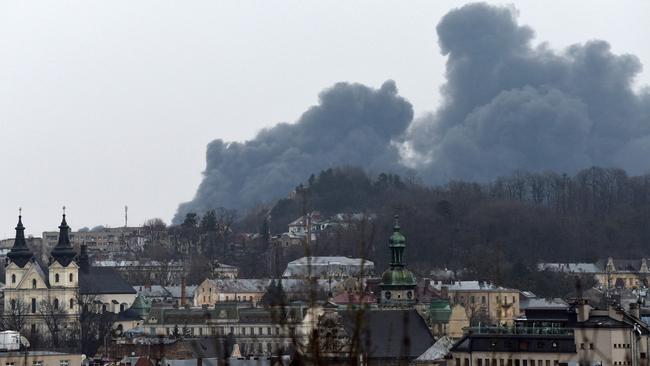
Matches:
[[78, 244, 91, 273], [630, 302, 641, 319], [180, 276, 187, 307], [575, 299, 592, 322]]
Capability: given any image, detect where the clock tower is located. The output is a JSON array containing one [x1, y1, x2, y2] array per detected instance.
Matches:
[[379, 215, 416, 307]]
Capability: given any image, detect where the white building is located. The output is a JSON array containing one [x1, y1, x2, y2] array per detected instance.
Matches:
[[282, 256, 374, 279], [3, 214, 137, 335]]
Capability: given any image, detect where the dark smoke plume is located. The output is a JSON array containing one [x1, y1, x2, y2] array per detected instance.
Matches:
[[407, 3, 650, 182], [175, 3, 650, 221], [174, 81, 412, 222]]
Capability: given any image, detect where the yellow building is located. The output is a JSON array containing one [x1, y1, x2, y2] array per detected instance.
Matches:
[[194, 278, 268, 307], [442, 281, 520, 325], [0, 351, 82, 366]]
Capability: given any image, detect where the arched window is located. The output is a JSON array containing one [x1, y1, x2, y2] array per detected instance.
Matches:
[[53, 298, 59, 309], [102, 304, 107, 313], [70, 298, 74, 309], [32, 279, 37, 289], [120, 303, 126, 312], [10, 299, 16, 310], [11, 274, 15, 284], [69, 273, 73, 282], [55, 273, 60, 283]]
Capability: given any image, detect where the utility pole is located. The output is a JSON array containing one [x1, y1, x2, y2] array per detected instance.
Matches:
[[124, 205, 128, 227]]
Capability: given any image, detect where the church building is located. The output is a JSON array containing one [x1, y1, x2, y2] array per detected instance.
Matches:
[[3, 212, 137, 334]]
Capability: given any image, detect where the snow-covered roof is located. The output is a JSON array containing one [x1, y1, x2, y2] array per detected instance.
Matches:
[[520, 297, 569, 310], [537, 262, 601, 273], [441, 281, 517, 292], [415, 336, 455, 361]]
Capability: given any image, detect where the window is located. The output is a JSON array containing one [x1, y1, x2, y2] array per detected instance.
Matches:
[[33, 361, 43, 366], [242, 328, 246, 335], [32, 279, 37, 289], [55, 273, 60, 283], [10, 299, 16, 310], [31, 298, 36, 313], [11, 274, 15, 283], [69, 273, 73, 282], [53, 298, 59, 309], [69, 298, 74, 309], [267, 327, 271, 335], [59, 360, 69, 366]]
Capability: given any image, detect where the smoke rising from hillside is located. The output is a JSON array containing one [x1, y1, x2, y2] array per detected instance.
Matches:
[[175, 3, 650, 222], [174, 81, 413, 222]]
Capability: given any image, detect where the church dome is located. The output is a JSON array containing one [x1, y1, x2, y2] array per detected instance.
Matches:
[[381, 267, 416, 287]]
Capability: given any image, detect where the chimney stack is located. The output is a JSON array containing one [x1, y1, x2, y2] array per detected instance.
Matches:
[[630, 302, 641, 319], [575, 299, 592, 322], [180, 276, 187, 307]]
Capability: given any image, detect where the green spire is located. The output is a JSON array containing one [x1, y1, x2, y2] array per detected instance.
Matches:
[[380, 214, 415, 289], [389, 215, 406, 267]]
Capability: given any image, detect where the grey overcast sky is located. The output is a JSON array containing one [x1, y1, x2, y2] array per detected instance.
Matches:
[[1, 1, 649, 238]]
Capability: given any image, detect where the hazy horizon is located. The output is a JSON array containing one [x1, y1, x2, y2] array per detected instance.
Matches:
[[2, 1, 649, 237]]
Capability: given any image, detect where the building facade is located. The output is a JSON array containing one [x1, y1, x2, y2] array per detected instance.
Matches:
[[3, 214, 137, 336]]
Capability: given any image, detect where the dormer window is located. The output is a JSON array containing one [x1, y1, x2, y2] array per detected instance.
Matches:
[[11, 274, 15, 284], [69, 273, 73, 282], [32, 279, 37, 289], [55, 273, 60, 283]]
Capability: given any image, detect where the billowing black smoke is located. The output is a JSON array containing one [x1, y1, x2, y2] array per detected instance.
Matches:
[[174, 81, 413, 222], [407, 3, 650, 182], [175, 3, 650, 221]]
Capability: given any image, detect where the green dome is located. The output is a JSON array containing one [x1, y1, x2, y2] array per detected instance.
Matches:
[[131, 294, 151, 318], [381, 268, 415, 287]]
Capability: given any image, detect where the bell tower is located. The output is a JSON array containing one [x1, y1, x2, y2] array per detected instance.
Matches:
[[379, 215, 416, 307]]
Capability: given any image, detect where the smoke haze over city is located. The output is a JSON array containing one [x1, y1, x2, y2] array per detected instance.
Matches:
[[1, 1, 649, 233]]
